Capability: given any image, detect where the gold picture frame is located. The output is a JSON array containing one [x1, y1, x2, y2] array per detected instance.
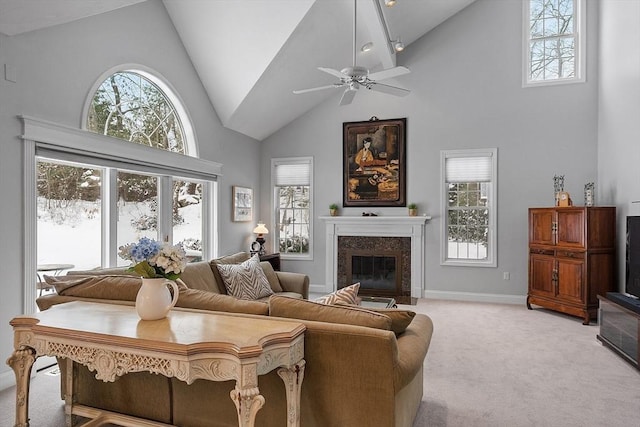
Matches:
[[343, 117, 406, 207]]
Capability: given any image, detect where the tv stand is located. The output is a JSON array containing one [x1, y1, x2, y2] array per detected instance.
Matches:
[[597, 294, 640, 370]]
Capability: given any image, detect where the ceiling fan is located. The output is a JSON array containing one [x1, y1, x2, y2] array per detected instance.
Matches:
[[293, 0, 410, 106]]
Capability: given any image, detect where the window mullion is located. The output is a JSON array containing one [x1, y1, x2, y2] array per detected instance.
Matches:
[[104, 168, 118, 267], [158, 176, 173, 243]]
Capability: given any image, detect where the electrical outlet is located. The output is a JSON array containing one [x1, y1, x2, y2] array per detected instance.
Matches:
[[503, 272, 510, 280]]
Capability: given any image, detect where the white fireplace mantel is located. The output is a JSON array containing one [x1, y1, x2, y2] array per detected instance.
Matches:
[[319, 215, 431, 299]]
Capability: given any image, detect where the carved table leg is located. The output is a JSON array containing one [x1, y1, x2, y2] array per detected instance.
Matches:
[[230, 364, 264, 427], [230, 387, 264, 427], [277, 360, 306, 427], [6, 346, 37, 427]]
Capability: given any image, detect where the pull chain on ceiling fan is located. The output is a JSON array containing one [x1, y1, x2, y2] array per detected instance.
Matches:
[[293, 0, 410, 105]]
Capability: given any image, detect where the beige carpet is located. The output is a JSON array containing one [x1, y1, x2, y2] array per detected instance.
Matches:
[[413, 299, 640, 427], [1, 299, 639, 426]]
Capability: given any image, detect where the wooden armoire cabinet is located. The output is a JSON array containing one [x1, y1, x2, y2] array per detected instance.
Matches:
[[527, 207, 616, 324]]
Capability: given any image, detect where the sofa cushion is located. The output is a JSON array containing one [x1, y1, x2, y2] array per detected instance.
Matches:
[[314, 283, 360, 305], [269, 295, 392, 330], [337, 302, 416, 335], [259, 261, 283, 293], [216, 254, 274, 300], [178, 261, 220, 293], [209, 252, 251, 293], [177, 288, 268, 315], [44, 274, 143, 301]]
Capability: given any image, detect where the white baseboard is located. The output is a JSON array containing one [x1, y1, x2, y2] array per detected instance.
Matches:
[[423, 290, 527, 305], [309, 283, 328, 295]]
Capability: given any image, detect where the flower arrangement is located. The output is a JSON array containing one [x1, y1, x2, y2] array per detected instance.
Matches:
[[118, 237, 187, 280]]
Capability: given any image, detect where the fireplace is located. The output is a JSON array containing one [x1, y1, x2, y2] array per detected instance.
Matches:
[[338, 236, 411, 302], [321, 215, 430, 303]]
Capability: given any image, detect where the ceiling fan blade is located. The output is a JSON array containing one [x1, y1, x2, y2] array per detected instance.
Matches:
[[293, 84, 343, 95], [318, 67, 349, 79], [368, 66, 411, 82], [339, 89, 358, 106], [368, 82, 410, 97]]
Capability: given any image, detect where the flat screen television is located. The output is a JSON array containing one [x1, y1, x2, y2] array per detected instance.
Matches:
[[625, 216, 640, 298]]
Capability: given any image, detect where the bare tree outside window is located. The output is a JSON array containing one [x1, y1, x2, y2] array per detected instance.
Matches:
[[528, 0, 579, 83], [88, 72, 186, 153]]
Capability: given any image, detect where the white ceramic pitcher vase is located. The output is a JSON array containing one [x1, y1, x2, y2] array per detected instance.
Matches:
[[135, 277, 179, 320]]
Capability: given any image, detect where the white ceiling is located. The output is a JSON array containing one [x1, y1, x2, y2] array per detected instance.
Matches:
[[0, 0, 477, 140]]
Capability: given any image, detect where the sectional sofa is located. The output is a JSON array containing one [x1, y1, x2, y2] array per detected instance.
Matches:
[[36, 252, 434, 427]]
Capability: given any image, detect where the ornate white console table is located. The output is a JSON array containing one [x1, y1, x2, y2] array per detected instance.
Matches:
[[7, 302, 305, 427]]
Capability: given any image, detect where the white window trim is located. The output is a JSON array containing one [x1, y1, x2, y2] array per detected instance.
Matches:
[[522, 0, 586, 88], [21, 116, 221, 314], [271, 157, 314, 261], [440, 148, 497, 268]]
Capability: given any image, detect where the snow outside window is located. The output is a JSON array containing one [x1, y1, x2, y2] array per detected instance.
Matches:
[[272, 158, 313, 260], [440, 149, 497, 267]]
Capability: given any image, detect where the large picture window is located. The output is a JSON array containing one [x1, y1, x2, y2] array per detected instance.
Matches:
[[24, 69, 219, 312], [440, 149, 497, 267], [524, 0, 585, 86], [272, 158, 313, 259]]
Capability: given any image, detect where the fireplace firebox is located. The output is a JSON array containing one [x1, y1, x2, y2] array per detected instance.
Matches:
[[337, 235, 412, 303], [346, 251, 401, 297]]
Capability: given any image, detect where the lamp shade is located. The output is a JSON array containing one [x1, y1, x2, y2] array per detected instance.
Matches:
[[253, 223, 269, 235]]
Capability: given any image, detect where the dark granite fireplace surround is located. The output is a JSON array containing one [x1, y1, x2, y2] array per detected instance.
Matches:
[[337, 236, 412, 303]]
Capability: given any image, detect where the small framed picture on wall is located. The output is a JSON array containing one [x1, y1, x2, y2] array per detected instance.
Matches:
[[232, 186, 253, 222]]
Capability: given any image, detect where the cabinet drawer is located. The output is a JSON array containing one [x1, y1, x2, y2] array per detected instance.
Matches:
[[556, 250, 585, 260], [530, 248, 554, 256]]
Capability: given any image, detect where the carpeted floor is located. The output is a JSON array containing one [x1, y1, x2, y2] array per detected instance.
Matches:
[[414, 299, 640, 427], [1, 298, 639, 426]]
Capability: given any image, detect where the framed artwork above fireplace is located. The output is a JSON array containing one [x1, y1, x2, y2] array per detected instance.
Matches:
[[343, 117, 406, 207]]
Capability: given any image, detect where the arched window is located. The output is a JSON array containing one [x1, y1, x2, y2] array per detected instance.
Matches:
[[87, 71, 187, 154], [22, 69, 221, 313]]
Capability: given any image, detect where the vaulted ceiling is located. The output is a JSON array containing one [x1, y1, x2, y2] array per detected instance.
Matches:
[[0, 0, 477, 140]]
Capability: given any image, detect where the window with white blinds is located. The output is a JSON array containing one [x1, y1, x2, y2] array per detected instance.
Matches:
[[272, 157, 313, 259], [441, 149, 497, 267]]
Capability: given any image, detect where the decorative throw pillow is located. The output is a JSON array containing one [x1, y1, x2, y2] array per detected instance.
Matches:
[[216, 254, 274, 300], [210, 252, 251, 293], [314, 283, 360, 305]]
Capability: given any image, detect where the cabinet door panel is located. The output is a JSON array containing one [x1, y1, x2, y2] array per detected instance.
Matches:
[[529, 209, 555, 245], [557, 258, 584, 304], [557, 209, 585, 248], [529, 254, 555, 298]]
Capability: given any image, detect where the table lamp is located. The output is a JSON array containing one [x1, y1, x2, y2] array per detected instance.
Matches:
[[252, 223, 269, 255]]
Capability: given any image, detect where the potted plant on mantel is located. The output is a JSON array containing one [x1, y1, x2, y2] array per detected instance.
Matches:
[[329, 203, 339, 216], [408, 203, 418, 216]]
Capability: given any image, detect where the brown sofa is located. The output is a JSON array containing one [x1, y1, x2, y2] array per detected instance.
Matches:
[[36, 252, 434, 427]]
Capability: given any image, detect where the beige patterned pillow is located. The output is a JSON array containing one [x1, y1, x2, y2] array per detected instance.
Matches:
[[314, 283, 360, 305], [216, 254, 274, 300]]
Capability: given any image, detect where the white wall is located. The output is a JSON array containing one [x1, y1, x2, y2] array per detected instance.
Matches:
[[598, 0, 640, 287], [260, 0, 600, 299], [0, 1, 261, 384]]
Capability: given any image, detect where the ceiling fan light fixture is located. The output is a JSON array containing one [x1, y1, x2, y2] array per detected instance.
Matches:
[[385, 0, 397, 7], [393, 38, 405, 52], [361, 42, 374, 52]]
